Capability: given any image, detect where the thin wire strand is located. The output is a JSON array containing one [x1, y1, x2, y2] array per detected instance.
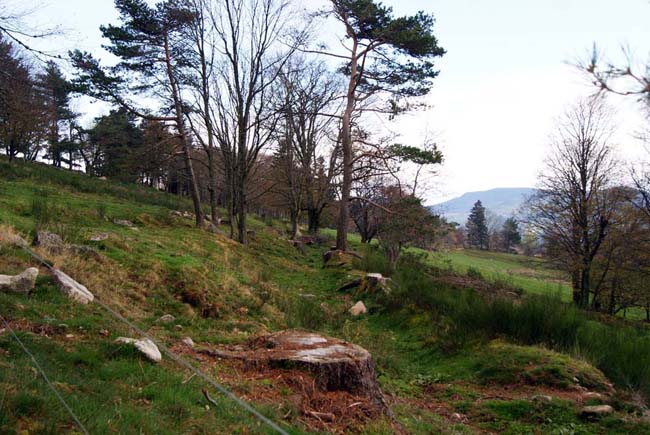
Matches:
[[0, 314, 90, 435], [20, 245, 290, 435]]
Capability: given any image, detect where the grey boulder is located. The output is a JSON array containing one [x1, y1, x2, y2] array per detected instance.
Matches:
[[116, 337, 162, 363], [0, 268, 39, 294], [52, 269, 94, 304]]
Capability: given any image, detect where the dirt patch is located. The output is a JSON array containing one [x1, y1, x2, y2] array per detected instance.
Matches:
[[0, 318, 67, 337]]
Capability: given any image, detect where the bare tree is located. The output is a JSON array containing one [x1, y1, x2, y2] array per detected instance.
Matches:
[[272, 58, 341, 238], [183, 0, 222, 224], [582, 45, 650, 105], [0, 1, 62, 59], [526, 97, 620, 309], [208, 0, 300, 243], [580, 45, 650, 221]]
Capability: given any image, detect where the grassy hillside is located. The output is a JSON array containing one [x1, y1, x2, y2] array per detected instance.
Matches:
[[2, 157, 650, 434]]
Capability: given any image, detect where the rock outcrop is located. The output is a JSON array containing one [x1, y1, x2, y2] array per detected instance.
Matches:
[[158, 314, 175, 324], [323, 249, 359, 268], [34, 231, 102, 260], [89, 233, 109, 242], [0, 268, 39, 294], [34, 231, 65, 253], [338, 273, 390, 296], [52, 269, 94, 304], [116, 337, 162, 363], [113, 219, 136, 228]]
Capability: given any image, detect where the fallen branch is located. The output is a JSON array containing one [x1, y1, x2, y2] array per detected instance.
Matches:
[[305, 410, 336, 422], [202, 388, 219, 407]]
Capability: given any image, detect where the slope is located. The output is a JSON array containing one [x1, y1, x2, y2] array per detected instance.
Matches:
[[1, 157, 649, 434]]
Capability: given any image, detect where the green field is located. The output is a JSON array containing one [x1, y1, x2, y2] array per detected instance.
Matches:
[[425, 249, 573, 300]]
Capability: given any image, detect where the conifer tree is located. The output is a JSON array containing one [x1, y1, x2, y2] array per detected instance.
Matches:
[[323, 0, 445, 251], [71, 0, 204, 226], [501, 217, 522, 250], [466, 200, 489, 250]]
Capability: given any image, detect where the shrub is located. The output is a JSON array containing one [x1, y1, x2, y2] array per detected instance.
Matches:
[[280, 295, 328, 330]]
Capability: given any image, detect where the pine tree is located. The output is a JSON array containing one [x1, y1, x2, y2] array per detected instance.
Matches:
[[71, 0, 204, 226], [501, 217, 522, 251], [466, 200, 488, 250], [36, 61, 75, 168], [327, 0, 446, 251]]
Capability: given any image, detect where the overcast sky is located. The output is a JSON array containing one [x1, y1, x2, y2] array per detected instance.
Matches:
[[12, 0, 650, 203]]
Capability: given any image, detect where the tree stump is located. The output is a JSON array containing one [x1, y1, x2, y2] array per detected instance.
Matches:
[[337, 273, 390, 296], [202, 330, 389, 413]]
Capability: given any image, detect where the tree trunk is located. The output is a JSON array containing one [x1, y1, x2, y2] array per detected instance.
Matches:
[[237, 189, 247, 244], [336, 37, 359, 252], [579, 266, 591, 309], [289, 209, 299, 240], [163, 33, 203, 227], [207, 150, 219, 224], [607, 283, 616, 316], [307, 208, 321, 234]]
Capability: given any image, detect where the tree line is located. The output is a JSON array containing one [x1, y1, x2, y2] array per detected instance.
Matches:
[[1, 0, 447, 261]]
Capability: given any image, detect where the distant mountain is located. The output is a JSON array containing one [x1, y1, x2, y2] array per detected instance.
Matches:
[[430, 187, 536, 224]]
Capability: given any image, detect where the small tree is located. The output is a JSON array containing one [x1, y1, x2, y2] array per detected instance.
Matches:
[[501, 217, 521, 251], [376, 186, 437, 269], [466, 200, 488, 250]]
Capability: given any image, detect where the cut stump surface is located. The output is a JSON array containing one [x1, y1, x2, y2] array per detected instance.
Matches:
[[202, 330, 389, 413]]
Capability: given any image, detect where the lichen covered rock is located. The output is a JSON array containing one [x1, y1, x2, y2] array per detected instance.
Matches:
[[116, 337, 162, 363], [0, 268, 39, 294]]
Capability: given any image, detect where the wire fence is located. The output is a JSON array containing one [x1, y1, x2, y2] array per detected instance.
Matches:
[[12, 244, 290, 435], [0, 314, 90, 435]]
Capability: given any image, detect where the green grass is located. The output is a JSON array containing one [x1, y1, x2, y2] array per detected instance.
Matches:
[[2, 156, 650, 434], [423, 249, 573, 300]]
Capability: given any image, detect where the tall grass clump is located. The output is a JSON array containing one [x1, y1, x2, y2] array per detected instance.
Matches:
[[577, 324, 650, 397], [353, 245, 393, 276], [385, 253, 650, 399], [30, 189, 55, 228]]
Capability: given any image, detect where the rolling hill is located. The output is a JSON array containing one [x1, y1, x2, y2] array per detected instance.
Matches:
[[431, 187, 536, 224]]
